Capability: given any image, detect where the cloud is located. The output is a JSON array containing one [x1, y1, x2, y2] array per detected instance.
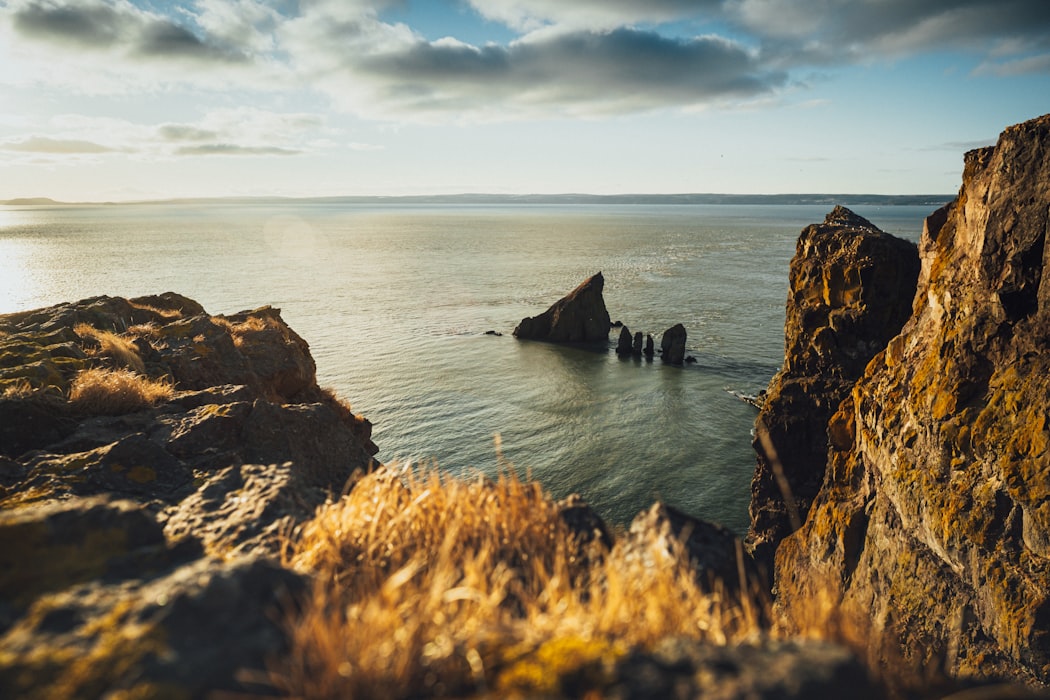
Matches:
[[285, 16, 786, 119], [157, 124, 222, 142], [0, 0, 1046, 125], [0, 136, 122, 153], [174, 144, 300, 156], [465, 0, 720, 31], [9, 0, 247, 62], [727, 0, 1050, 67]]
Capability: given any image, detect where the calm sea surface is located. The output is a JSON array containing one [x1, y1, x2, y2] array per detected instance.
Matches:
[[0, 203, 931, 531]]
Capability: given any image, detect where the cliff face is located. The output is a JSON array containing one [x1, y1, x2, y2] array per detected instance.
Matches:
[[776, 114, 1050, 683], [747, 207, 919, 566]]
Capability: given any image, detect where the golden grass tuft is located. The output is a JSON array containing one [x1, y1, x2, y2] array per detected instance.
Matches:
[[274, 465, 761, 698], [74, 323, 146, 374], [127, 300, 184, 320], [211, 315, 281, 348], [68, 367, 174, 415], [2, 378, 36, 399]]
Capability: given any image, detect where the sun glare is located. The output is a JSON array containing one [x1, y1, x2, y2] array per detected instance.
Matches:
[[0, 237, 35, 313]]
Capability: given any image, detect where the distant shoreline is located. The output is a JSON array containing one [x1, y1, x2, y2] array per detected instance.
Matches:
[[1, 193, 954, 207]]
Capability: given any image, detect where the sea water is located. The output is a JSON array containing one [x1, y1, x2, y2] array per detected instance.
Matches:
[[0, 203, 930, 532]]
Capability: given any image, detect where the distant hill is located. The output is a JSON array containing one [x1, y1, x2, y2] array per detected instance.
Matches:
[[2, 193, 956, 207], [0, 197, 66, 206]]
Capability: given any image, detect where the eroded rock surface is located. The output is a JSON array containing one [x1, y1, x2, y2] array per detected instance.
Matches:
[[0, 293, 378, 696], [775, 114, 1050, 684], [514, 272, 612, 343], [746, 206, 920, 567]]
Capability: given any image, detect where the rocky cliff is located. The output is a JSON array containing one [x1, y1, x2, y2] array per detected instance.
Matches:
[[514, 272, 612, 343], [747, 206, 920, 566], [0, 293, 379, 696], [775, 114, 1050, 684]]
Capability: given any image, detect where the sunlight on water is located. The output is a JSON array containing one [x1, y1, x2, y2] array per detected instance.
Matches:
[[0, 239, 34, 311]]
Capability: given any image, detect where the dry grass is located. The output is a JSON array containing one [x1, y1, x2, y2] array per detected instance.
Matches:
[[127, 300, 184, 320], [211, 315, 281, 347], [2, 378, 36, 399], [68, 367, 174, 415], [274, 464, 761, 698], [73, 323, 146, 374]]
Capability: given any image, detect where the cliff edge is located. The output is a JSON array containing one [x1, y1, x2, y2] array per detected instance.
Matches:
[[775, 113, 1050, 684], [747, 206, 919, 567]]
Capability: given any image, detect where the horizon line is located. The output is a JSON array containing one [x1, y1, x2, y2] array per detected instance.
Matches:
[[2, 192, 956, 207]]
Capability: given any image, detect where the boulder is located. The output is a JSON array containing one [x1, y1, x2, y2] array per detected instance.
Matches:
[[513, 272, 612, 343], [746, 206, 919, 567], [775, 113, 1050, 684], [624, 502, 764, 596], [632, 331, 643, 356], [659, 323, 687, 365], [644, 334, 655, 358], [615, 325, 633, 355]]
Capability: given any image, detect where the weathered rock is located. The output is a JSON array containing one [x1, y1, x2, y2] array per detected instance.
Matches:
[[625, 503, 764, 596], [616, 325, 634, 355], [557, 493, 614, 549], [645, 334, 655, 358], [607, 637, 882, 700], [746, 206, 919, 567], [0, 293, 381, 695], [659, 323, 687, 365], [632, 331, 643, 356], [514, 272, 612, 343], [775, 114, 1050, 684], [0, 553, 305, 698]]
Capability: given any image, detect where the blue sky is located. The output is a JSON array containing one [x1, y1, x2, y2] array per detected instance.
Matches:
[[0, 0, 1048, 201]]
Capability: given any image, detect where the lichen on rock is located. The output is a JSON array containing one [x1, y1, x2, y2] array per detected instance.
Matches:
[[774, 113, 1050, 685]]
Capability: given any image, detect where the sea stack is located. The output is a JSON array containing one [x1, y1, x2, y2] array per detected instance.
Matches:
[[659, 324, 687, 365], [513, 272, 612, 343], [775, 113, 1050, 683], [615, 325, 633, 355]]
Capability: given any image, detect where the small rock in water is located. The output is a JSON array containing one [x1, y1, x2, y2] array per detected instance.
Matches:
[[615, 325, 633, 355]]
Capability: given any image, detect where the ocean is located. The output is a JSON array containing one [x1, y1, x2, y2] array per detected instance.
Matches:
[[0, 202, 931, 532]]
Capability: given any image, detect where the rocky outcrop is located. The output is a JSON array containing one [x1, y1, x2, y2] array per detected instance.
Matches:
[[660, 323, 688, 365], [746, 207, 919, 567], [0, 293, 379, 696], [626, 502, 765, 597], [514, 272, 612, 343], [616, 325, 633, 355], [775, 114, 1050, 684]]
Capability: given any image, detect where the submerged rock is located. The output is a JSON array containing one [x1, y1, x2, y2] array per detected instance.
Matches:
[[775, 113, 1050, 684], [513, 272, 612, 343], [746, 206, 919, 568]]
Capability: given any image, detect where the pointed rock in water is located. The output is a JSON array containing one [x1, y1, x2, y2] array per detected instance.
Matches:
[[775, 114, 1050, 684], [660, 323, 687, 365], [513, 272, 612, 343], [615, 325, 633, 355], [632, 331, 643, 356], [644, 334, 655, 358]]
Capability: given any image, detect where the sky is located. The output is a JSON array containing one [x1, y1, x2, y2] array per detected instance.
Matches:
[[0, 0, 1048, 201]]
